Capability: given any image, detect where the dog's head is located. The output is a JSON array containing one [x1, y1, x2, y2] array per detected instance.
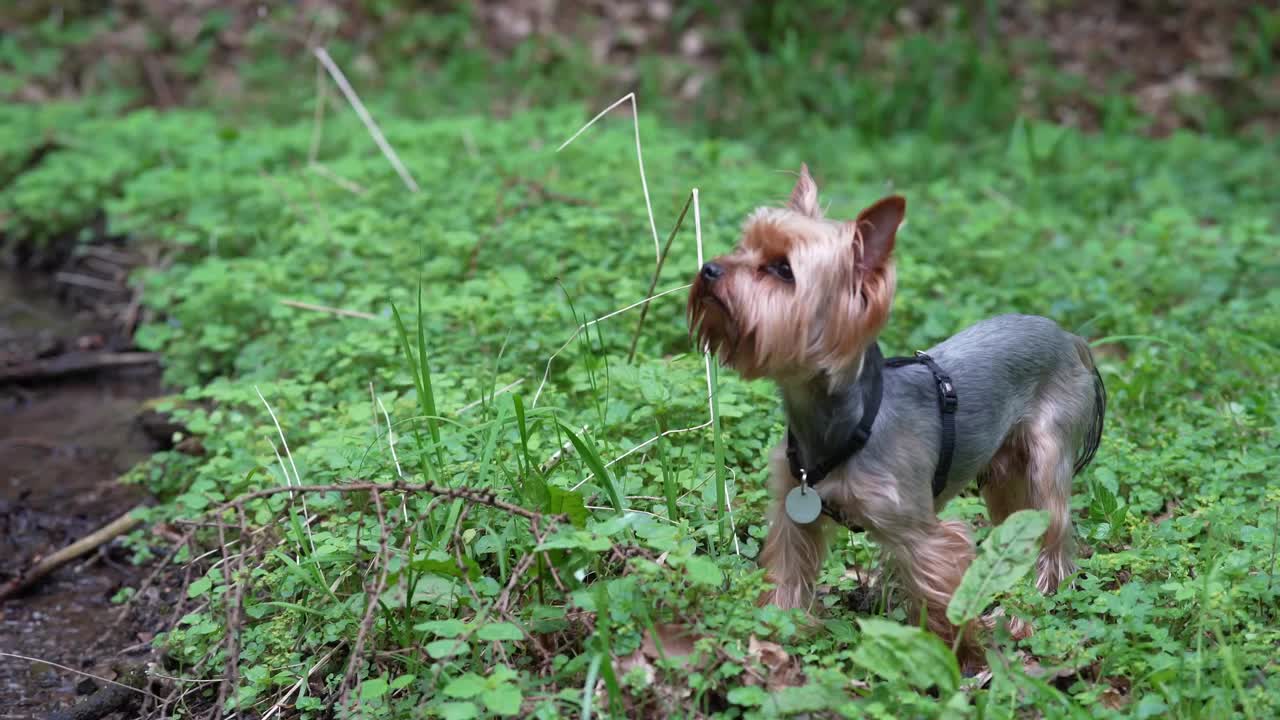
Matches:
[[687, 164, 904, 383]]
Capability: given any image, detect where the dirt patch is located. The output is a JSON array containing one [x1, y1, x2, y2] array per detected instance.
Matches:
[[2, 1, 1274, 136], [0, 268, 163, 716]]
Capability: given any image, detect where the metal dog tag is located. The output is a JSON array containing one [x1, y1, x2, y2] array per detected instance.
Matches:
[[784, 486, 822, 524]]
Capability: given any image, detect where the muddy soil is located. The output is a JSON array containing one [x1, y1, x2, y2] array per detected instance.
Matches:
[[0, 269, 162, 717]]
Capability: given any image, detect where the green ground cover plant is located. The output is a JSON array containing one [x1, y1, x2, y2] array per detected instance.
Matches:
[[2, 82, 1277, 718]]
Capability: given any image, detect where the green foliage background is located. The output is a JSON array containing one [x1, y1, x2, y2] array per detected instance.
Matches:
[[2, 3, 1279, 718]]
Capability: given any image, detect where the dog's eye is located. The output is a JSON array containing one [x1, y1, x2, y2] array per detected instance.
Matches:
[[765, 260, 794, 283]]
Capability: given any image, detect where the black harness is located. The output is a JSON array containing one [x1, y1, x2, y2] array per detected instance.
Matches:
[[785, 342, 958, 529]]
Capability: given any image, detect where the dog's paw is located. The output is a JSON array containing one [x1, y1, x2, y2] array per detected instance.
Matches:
[[757, 579, 813, 610], [979, 606, 1035, 640]]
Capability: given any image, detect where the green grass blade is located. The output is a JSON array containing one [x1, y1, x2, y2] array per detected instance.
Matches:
[[475, 404, 509, 491], [390, 300, 437, 483], [581, 653, 601, 720], [556, 421, 623, 515], [513, 394, 532, 476], [415, 285, 444, 466], [654, 419, 679, 521]]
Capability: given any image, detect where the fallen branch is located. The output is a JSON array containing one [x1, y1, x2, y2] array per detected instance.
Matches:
[[0, 508, 144, 601], [215, 511, 244, 715], [0, 351, 159, 383], [54, 271, 125, 293]]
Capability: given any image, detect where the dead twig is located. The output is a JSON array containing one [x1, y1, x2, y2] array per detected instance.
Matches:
[[339, 490, 392, 707], [260, 646, 341, 720], [142, 55, 176, 107], [120, 281, 144, 338], [539, 426, 587, 475], [0, 508, 143, 601], [627, 190, 693, 363], [279, 299, 379, 320], [54, 271, 124, 293], [514, 176, 596, 207], [313, 47, 419, 193], [494, 552, 539, 616], [455, 378, 525, 416], [77, 245, 139, 266], [211, 480, 559, 526], [215, 515, 241, 718], [307, 59, 328, 166], [530, 516, 568, 594], [308, 163, 367, 195], [0, 351, 159, 383]]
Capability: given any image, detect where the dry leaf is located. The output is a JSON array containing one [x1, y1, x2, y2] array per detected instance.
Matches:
[[615, 648, 655, 685], [641, 622, 699, 664], [748, 635, 804, 690]]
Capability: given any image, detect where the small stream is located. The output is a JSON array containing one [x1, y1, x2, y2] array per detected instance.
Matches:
[[0, 270, 161, 716]]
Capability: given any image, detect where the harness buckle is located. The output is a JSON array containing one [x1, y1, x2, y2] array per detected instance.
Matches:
[[938, 378, 958, 412], [914, 351, 958, 413]]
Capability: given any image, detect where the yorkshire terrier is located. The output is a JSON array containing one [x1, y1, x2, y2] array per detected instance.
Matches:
[[687, 165, 1105, 660]]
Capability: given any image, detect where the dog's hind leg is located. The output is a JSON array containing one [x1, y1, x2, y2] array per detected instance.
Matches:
[[975, 427, 1039, 637], [977, 422, 1049, 635], [1028, 341, 1104, 595], [878, 517, 982, 667], [979, 427, 1032, 527], [1026, 414, 1080, 595], [1025, 337, 1107, 593]]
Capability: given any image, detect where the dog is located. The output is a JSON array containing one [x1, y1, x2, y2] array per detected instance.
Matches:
[[687, 164, 1105, 661]]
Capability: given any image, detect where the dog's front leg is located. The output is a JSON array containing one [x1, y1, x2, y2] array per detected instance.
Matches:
[[757, 451, 828, 612], [880, 518, 982, 667]]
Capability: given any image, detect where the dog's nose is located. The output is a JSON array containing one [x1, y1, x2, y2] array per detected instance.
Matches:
[[700, 262, 724, 281]]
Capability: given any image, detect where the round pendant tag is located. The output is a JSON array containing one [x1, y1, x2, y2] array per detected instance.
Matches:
[[784, 486, 823, 524]]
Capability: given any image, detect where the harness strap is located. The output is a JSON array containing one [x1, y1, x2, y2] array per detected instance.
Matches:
[[785, 344, 884, 489], [786, 344, 885, 531], [885, 351, 958, 497], [785, 345, 959, 531]]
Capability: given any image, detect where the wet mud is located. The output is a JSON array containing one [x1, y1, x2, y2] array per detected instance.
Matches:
[[0, 270, 162, 716]]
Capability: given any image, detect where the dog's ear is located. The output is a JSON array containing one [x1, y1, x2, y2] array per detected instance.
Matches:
[[852, 195, 905, 271], [787, 163, 821, 218]]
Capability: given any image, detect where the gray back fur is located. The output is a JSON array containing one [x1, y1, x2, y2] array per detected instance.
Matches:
[[783, 314, 1098, 510]]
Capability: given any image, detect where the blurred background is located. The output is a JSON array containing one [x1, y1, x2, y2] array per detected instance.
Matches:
[[3, 1, 1277, 142]]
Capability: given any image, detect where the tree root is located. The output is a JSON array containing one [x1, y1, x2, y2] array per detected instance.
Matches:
[[0, 351, 158, 383]]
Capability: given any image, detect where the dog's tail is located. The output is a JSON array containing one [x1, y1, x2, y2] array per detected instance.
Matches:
[[1072, 338, 1106, 477]]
